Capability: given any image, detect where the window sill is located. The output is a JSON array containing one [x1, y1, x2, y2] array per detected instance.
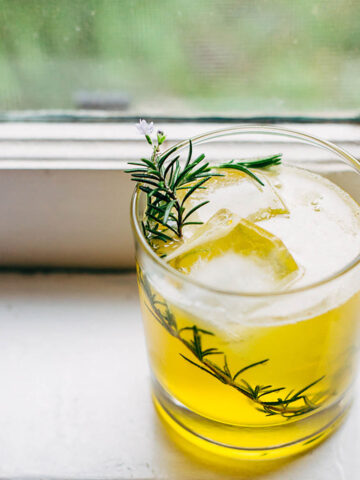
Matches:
[[0, 271, 358, 479]]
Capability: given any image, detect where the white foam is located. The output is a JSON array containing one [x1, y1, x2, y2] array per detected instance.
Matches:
[[190, 253, 281, 292]]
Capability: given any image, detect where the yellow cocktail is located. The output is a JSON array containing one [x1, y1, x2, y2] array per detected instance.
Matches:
[[131, 126, 360, 459]]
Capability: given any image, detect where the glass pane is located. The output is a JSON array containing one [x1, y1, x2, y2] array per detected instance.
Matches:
[[0, 0, 359, 114]]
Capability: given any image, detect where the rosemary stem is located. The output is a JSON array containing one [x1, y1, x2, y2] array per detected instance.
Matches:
[[157, 313, 308, 415], [174, 331, 303, 414], [141, 273, 324, 418]]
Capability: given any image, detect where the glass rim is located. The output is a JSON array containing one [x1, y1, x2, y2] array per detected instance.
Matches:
[[130, 124, 360, 298]]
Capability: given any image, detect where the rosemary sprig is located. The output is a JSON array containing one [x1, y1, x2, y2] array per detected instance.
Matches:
[[127, 120, 282, 246], [215, 154, 282, 187], [126, 140, 219, 242], [139, 270, 325, 418]]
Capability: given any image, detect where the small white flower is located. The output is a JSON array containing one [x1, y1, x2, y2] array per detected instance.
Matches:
[[136, 119, 154, 136]]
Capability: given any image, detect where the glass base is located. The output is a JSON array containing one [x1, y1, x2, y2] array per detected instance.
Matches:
[[152, 378, 351, 460]]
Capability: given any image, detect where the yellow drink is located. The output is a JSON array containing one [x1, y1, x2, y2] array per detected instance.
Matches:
[[132, 133, 360, 459], [140, 285, 358, 457]]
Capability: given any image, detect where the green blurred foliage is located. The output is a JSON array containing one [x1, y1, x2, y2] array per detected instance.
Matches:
[[0, 0, 359, 112]]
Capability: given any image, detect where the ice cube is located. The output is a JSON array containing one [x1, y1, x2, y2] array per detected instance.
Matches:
[[180, 167, 288, 241], [167, 208, 299, 292]]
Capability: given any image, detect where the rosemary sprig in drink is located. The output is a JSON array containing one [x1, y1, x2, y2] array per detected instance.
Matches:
[[126, 120, 282, 246], [139, 270, 325, 418]]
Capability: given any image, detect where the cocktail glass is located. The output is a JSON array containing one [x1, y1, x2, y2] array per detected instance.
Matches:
[[130, 126, 360, 459]]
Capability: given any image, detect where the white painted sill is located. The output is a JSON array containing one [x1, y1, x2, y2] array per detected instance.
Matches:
[[0, 271, 358, 479], [0, 122, 358, 268]]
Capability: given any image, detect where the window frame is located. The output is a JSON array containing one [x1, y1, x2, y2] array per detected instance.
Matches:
[[0, 116, 358, 270]]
